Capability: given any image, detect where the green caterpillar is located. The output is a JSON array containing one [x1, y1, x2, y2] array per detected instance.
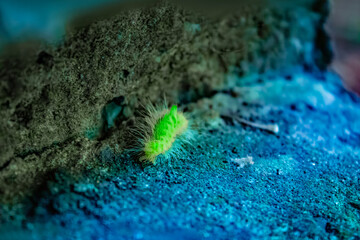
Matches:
[[135, 104, 191, 164]]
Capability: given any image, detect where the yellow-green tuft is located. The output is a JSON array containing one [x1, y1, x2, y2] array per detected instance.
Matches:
[[142, 105, 188, 163]]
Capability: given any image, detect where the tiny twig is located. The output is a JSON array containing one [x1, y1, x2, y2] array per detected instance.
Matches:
[[222, 114, 279, 134], [234, 116, 279, 134]]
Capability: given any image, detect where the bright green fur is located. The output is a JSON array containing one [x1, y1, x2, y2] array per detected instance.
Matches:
[[143, 105, 188, 163]]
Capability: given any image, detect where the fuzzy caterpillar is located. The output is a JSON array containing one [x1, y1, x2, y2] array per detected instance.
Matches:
[[131, 104, 192, 164]]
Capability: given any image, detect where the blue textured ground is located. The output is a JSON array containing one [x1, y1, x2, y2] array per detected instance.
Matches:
[[1, 69, 360, 239]]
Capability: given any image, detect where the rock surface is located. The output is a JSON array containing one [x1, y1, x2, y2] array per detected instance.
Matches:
[[1, 70, 359, 239]]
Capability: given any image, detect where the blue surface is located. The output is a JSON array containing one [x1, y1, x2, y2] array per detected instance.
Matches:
[[1, 70, 359, 239]]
